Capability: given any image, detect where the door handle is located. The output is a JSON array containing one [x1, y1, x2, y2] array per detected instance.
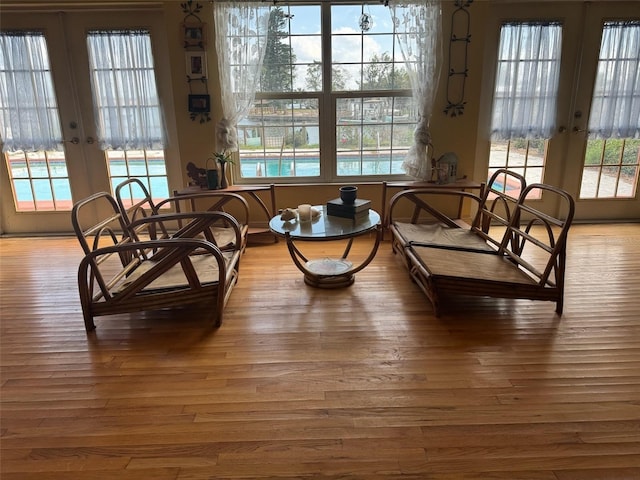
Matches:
[[573, 126, 587, 133], [86, 137, 95, 144], [68, 137, 80, 144]]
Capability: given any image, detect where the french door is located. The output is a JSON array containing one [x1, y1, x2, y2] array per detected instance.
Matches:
[[0, 7, 180, 234], [477, 1, 639, 221]]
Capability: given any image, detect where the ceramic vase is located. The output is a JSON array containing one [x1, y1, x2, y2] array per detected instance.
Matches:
[[339, 185, 358, 204], [219, 162, 228, 189]]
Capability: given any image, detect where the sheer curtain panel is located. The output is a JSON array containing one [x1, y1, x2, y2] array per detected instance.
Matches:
[[389, 0, 442, 180], [490, 22, 562, 140], [588, 21, 640, 139], [213, 1, 270, 152], [87, 30, 166, 150], [0, 31, 64, 153]]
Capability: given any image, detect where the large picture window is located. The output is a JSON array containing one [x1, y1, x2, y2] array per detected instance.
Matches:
[[236, 2, 415, 183]]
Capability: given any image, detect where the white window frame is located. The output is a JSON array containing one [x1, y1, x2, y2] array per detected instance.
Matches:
[[235, 1, 416, 185]]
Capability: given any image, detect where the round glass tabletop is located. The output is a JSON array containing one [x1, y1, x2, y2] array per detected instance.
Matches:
[[269, 205, 380, 240]]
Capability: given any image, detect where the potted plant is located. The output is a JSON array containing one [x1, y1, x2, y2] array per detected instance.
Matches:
[[208, 149, 234, 189]]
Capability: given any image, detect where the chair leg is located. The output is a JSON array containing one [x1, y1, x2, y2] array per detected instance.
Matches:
[[82, 307, 96, 332]]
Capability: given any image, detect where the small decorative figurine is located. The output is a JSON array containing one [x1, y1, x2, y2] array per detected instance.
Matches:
[[280, 208, 297, 221], [186, 161, 207, 188]]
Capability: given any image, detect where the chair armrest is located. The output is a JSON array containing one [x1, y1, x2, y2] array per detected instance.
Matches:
[[78, 237, 233, 302], [155, 192, 250, 226], [127, 211, 243, 251]]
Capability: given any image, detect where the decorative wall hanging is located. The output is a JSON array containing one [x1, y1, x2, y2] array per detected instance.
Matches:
[[359, 4, 372, 32], [188, 85, 210, 123], [182, 0, 210, 123], [444, 0, 473, 117], [186, 51, 207, 79], [188, 94, 210, 114], [182, 23, 206, 49], [181, 1, 206, 49]]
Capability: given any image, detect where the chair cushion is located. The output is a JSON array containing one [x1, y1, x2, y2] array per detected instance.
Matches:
[[411, 246, 537, 285], [211, 227, 238, 248], [394, 222, 494, 252], [115, 251, 236, 293]]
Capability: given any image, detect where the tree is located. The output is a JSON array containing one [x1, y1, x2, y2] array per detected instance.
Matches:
[[305, 61, 322, 91], [304, 61, 347, 91], [261, 7, 295, 93], [332, 65, 347, 91], [359, 52, 410, 90]]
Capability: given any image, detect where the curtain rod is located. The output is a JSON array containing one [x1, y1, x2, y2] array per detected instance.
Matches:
[[262, 1, 389, 5], [1, 1, 163, 11]]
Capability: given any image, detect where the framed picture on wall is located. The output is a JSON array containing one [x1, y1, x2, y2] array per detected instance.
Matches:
[[188, 94, 210, 113], [186, 51, 207, 79], [182, 22, 206, 49]]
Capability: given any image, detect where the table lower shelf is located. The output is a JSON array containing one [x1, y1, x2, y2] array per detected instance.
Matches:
[[306, 257, 352, 274], [303, 258, 355, 288]]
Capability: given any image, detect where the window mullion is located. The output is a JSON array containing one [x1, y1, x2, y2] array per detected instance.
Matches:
[[321, 1, 335, 181]]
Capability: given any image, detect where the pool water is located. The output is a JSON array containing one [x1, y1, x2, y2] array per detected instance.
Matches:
[[240, 154, 407, 177], [12, 154, 408, 208]]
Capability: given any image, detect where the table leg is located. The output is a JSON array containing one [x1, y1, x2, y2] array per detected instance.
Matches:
[[283, 226, 382, 289], [246, 186, 278, 243]]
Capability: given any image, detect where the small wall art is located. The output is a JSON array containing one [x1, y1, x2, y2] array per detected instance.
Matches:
[[188, 94, 210, 114], [182, 22, 206, 49], [186, 51, 207, 79]]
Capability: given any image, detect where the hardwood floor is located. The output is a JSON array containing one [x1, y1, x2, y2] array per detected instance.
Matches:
[[1, 224, 639, 479]]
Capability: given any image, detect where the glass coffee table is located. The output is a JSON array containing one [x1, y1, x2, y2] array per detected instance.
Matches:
[[269, 205, 382, 288]]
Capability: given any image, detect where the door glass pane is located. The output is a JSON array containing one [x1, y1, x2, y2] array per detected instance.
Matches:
[[4, 151, 73, 212], [488, 22, 562, 199], [107, 149, 169, 207], [0, 32, 72, 211], [580, 139, 639, 199], [86, 29, 169, 195], [489, 139, 545, 198], [580, 21, 640, 199]]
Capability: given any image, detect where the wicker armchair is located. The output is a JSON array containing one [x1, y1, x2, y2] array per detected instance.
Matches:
[[71, 192, 242, 332]]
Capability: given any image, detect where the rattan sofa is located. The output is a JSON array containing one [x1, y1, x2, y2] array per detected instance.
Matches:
[[387, 170, 575, 316]]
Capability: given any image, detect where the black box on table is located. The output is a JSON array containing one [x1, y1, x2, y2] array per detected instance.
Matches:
[[326, 198, 371, 219]]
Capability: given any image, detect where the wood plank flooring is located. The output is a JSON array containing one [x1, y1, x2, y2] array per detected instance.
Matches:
[[1, 224, 639, 479]]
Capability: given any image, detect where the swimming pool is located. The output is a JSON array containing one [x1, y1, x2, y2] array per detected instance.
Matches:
[[240, 154, 408, 178], [11, 153, 408, 209]]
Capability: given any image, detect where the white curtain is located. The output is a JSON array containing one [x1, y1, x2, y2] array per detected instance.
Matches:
[[0, 32, 64, 153], [588, 21, 640, 139], [87, 30, 166, 150], [213, 1, 270, 152], [490, 22, 562, 140], [389, 0, 442, 180]]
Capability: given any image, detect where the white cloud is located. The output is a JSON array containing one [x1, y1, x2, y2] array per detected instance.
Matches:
[[291, 35, 321, 64], [330, 27, 382, 63]]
